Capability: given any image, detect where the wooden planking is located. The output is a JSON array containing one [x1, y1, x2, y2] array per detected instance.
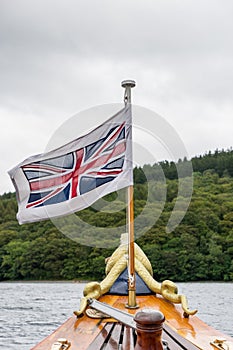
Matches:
[[105, 323, 122, 350], [163, 324, 199, 350], [106, 294, 233, 350], [86, 323, 114, 350], [31, 315, 106, 350], [122, 326, 135, 350], [31, 294, 233, 350], [87, 323, 135, 350]]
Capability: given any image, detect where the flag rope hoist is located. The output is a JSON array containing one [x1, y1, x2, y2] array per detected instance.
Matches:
[[121, 80, 138, 309]]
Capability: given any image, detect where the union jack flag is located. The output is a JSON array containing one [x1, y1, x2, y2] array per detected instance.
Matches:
[[24, 122, 126, 208], [9, 106, 133, 224]]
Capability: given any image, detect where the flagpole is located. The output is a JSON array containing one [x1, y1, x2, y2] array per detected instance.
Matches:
[[121, 80, 138, 308]]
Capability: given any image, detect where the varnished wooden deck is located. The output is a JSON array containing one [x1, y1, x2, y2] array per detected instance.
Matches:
[[31, 294, 233, 350]]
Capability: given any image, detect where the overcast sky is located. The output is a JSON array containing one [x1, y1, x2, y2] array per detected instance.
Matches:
[[1, 0, 233, 194]]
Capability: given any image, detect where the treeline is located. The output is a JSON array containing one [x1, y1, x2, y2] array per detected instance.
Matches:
[[0, 149, 233, 282], [134, 148, 233, 183]]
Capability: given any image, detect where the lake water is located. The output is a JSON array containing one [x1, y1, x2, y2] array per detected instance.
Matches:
[[0, 282, 232, 350]]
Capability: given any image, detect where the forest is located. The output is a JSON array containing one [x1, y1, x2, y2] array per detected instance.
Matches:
[[0, 149, 233, 282]]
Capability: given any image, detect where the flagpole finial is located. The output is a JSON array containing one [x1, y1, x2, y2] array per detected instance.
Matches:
[[121, 80, 136, 88], [121, 80, 136, 105]]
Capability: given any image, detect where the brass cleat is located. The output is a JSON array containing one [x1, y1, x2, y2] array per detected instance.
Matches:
[[210, 338, 229, 350], [51, 338, 71, 350]]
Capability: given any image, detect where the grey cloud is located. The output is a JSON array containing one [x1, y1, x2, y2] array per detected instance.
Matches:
[[0, 0, 233, 193]]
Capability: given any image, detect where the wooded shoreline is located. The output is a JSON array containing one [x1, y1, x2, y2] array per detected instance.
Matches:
[[1, 149, 233, 282]]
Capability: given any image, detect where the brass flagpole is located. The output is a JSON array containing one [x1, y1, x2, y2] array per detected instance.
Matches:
[[121, 80, 138, 308]]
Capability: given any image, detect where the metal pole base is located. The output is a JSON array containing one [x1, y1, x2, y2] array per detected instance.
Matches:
[[125, 290, 139, 309]]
